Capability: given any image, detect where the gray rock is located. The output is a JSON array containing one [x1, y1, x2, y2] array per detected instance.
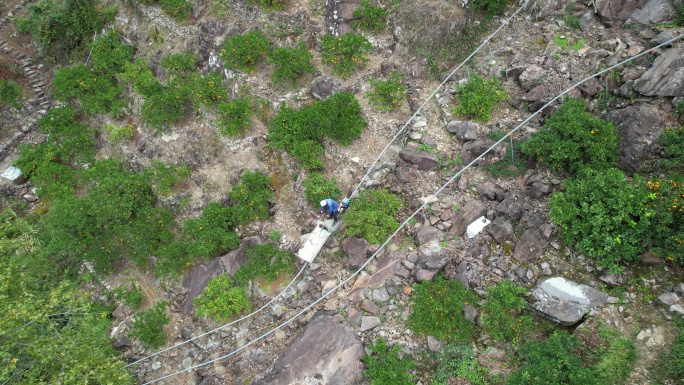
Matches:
[[360, 316, 381, 332], [181, 326, 193, 341], [634, 47, 684, 97], [486, 218, 514, 244], [652, 30, 677, 45], [655, 292, 680, 306], [600, 273, 624, 286], [459, 140, 507, 167], [463, 304, 478, 322], [605, 104, 667, 174], [671, 304, 684, 316], [584, 49, 611, 62], [594, 0, 643, 26], [528, 181, 552, 199], [452, 200, 488, 235], [363, 299, 378, 314], [399, 142, 440, 170], [578, 77, 602, 97], [531, 277, 609, 325], [521, 85, 547, 102], [254, 312, 367, 385], [113, 336, 132, 348], [446, 120, 480, 141], [415, 269, 438, 282], [414, 226, 444, 246], [342, 237, 369, 270], [112, 305, 127, 320], [518, 65, 545, 91], [631, 0, 681, 25], [373, 288, 390, 302], [427, 336, 442, 352], [477, 182, 503, 201], [310, 76, 343, 100], [513, 229, 544, 263], [496, 192, 524, 221], [640, 252, 666, 266]]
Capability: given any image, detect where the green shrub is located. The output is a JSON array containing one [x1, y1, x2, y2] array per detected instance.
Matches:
[[190, 71, 227, 107], [658, 126, 684, 171], [317, 92, 367, 145], [662, 318, 684, 381], [363, 338, 414, 385], [129, 301, 170, 349], [220, 30, 270, 73], [407, 276, 479, 342], [121, 58, 164, 97], [366, 71, 406, 111], [182, 202, 240, 260], [268, 92, 366, 170], [343, 189, 402, 244], [227, 170, 274, 226], [53, 31, 133, 117], [218, 97, 253, 136], [452, 74, 508, 122], [104, 123, 134, 143], [232, 243, 295, 287], [161, 52, 198, 76], [433, 344, 496, 385], [677, 4, 684, 26], [645, 175, 684, 265], [269, 42, 317, 86], [593, 337, 636, 385], [470, 0, 509, 16], [302, 173, 342, 207], [112, 279, 144, 309], [0, 79, 22, 109], [506, 331, 598, 385], [247, 0, 287, 11], [141, 83, 189, 130], [143, 160, 190, 196], [480, 280, 532, 342], [160, 0, 192, 21], [268, 230, 281, 241], [15, 0, 116, 61], [194, 275, 250, 322], [15, 106, 96, 198], [549, 168, 653, 272], [522, 99, 618, 174], [350, 0, 388, 33], [321, 33, 372, 78]]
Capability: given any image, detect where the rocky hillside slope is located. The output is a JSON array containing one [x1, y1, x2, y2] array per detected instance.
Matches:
[[1, 0, 684, 384]]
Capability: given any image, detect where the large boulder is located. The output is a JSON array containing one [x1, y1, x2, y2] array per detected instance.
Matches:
[[310, 76, 343, 100], [446, 120, 480, 141], [595, 0, 680, 26], [452, 200, 488, 236], [513, 229, 544, 263], [181, 237, 261, 314], [495, 192, 524, 221], [605, 104, 667, 174], [634, 47, 684, 97], [414, 225, 444, 246], [400, 142, 440, 170], [342, 237, 369, 269], [486, 218, 514, 244], [531, 277, 609, 325], [253, 312, 367, 385], [459, 140, 507, 167]]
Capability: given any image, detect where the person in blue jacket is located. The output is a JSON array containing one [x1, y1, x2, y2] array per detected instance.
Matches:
[[320, 198, 340, 221]]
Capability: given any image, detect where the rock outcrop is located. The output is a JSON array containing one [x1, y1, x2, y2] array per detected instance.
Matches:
[[531, 277, 610, 325], [253, 311, 367, 385]]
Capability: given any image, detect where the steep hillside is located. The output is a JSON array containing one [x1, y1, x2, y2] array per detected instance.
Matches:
[[1, 0, 684, 384]]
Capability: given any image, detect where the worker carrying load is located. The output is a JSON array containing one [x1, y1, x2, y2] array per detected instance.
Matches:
[[320, 198, 340, 221]]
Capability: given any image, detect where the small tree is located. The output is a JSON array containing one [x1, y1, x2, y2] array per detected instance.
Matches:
[[321, 33, 372, 77]]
